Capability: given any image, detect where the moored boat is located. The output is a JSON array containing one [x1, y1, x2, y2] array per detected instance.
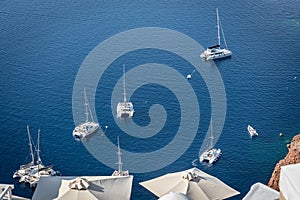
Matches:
[[73, 88, 99, 140], [247, 125, 258, 137], [117, 64, 134, 118], [199, 121, 222, 164], [112, 137, 129, 176], [200, 8, 232, 60], [13, 126, 58, 187], [199, 148, 222, 164]]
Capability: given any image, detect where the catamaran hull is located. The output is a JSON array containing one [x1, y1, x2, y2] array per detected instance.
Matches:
[[200, 49, 232, 61], [206, 52, 232, 60], [199, 148, 222, 164], [117, 102, 134, 118], [72, 122, 99, 139], [117, 111, 134, 118]]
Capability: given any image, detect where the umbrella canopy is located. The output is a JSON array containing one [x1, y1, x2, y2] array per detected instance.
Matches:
[[54, 176, 133, 200], [68, 177, 90, 190], [140, 167, 239, 200], [32, 175, 133, 200], [54, 177, 98, 200], [159, 192, 192, 200]]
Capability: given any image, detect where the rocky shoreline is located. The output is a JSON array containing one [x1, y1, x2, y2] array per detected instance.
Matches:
[[268, 134, 300, 191]]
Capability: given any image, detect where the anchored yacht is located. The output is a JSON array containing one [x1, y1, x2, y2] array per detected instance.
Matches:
[[199, 121, 222, 164], [117, 64, 134, 118], [200, 8, 232, 60], [73, 88, 99, 139]]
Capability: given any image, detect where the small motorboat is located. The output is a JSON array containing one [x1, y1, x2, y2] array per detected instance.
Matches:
[[247, 125, 258, 137]]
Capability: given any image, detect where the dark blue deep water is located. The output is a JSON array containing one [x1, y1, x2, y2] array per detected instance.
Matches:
[[1, 0, 299, 199]]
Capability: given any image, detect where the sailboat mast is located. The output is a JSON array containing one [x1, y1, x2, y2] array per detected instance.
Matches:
[[117, 136, 123, 173], [216, 8, 221, 47], [210, 121, 214, 148], [37, 129, 42, 165], [84, 88, 89, 122], [27, 126, 35, 165], [123, 64, 127, 103], [88, 102, 95, 122]]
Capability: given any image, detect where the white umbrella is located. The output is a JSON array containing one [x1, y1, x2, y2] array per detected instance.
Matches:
[[54, 177, 98, 200], [69, 177, 90, 190], [140, 167, 239, 200], [159, 192, 192, 200], [48, 176, 133, 200]]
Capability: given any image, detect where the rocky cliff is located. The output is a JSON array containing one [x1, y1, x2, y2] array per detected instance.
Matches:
[[268, 134, 300, 191]]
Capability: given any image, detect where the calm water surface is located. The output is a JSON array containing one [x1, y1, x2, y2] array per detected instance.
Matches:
[[0, 0, 299, 199]]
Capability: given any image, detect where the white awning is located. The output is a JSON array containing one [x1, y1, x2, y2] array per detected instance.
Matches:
[[280, 163, 300, 200], [242, 182, 279, 200]]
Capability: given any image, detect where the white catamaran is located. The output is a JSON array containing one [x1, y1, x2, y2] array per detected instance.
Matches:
[[73, 88, 99, 140], [13, 126, 57, 187], [117, 64, 134, 118], [200, 8, 232, 60], [199, 121, 222, 164], [13, 126, 36, 179]]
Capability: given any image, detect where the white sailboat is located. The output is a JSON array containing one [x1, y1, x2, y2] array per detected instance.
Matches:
[[199, 121, 222, 164], [73, 88, 99, 140], [13, 126, 57, 187], [13, 125, 35, 179], [200, 8, 232, 60], [117, 64, 134, 118], [112, 136, 129, 176], [28, 128, 57, 187]]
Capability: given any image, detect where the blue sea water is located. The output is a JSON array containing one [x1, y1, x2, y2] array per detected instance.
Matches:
[[0, 0, 300, 199]]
